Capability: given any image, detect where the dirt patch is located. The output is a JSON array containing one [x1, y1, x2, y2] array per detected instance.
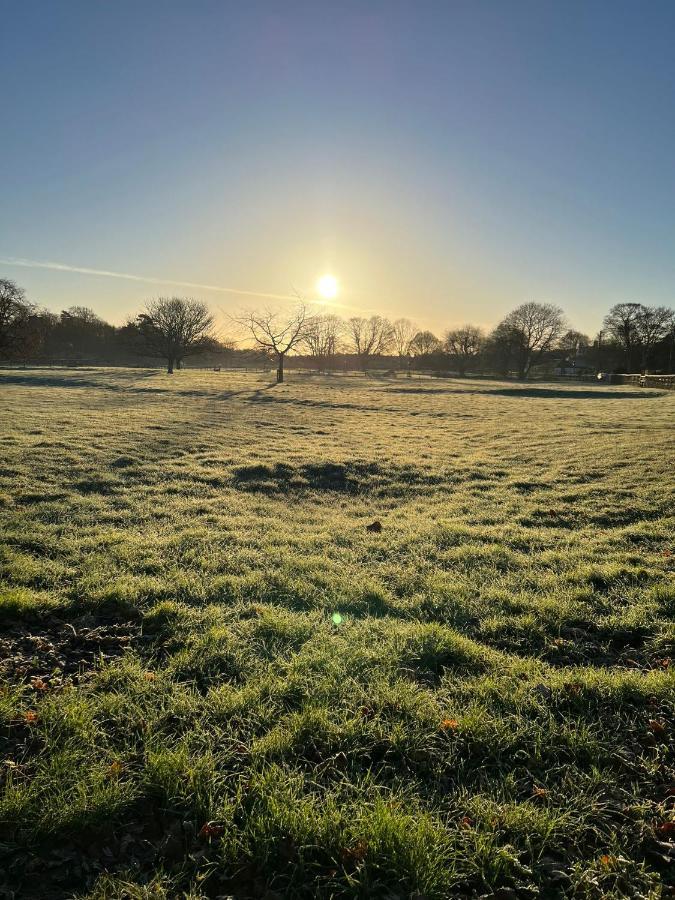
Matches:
[[0, 616, 140, 687]]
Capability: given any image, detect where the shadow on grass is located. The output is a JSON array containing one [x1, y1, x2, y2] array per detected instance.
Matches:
[[382, 385, 658, 399]]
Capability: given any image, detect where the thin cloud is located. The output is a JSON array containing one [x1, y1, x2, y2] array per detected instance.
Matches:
[[0, 256, 296, 302]]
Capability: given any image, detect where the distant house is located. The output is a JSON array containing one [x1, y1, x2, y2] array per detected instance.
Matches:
[[553, 356, 596, 377]]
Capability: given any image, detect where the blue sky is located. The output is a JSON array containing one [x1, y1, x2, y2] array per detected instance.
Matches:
[[1, 0, 674, 334]]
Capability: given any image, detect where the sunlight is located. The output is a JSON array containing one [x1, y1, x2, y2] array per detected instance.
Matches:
[[317, 274, 339, 299]]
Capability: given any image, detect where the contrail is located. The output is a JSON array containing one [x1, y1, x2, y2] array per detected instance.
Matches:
[[0, 256, 297, 302]]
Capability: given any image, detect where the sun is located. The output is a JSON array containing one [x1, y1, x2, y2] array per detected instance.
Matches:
[[317, 274, 339, 299]]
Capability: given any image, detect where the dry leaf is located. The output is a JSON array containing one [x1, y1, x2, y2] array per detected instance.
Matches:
[[341, 839, 368, 864], [441, 718, 459, 730], [649, 719, 667, 737], [198, 821, 225, 840]]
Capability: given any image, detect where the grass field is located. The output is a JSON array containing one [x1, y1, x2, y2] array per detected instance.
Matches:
[[0, 368, 674, 899]]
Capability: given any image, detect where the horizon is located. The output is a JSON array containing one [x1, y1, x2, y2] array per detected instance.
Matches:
[[3, 2, 675, 335]]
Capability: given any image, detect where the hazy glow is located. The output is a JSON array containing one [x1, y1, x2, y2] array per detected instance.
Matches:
[[317, 274, 339, 299]]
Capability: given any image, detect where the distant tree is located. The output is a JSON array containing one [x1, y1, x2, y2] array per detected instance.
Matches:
[[484, 322, 520, 377], [409, 330, 442, 357], [444, 325, 484, 376], [498, 302, 567, 378], [392, 318, 417, 360], [136, 297, 215, 373], [634, 305, 674, 371], [0, 278, 35, 360], [557, 329, 591, 357], [303, 313, 344, 372], [237, 304, 312, 383], [602, 303, 642, 372], [347, 316, 394, 372]]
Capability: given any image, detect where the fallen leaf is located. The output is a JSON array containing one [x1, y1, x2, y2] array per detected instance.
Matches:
[[649, 719, 668, 738], [198, 821, 225, 840], [143, 671, 156, 682], [24, 711, 38, 723], [655, 821, 675, 837], [107, 761, 124, 778], [441, 718, 459, 731], [31, 677, 49, 692], [460, 816, 473, 828], [532, 786, 548, 799], [341, 839, 368, 864], [599, 854, 615, 867]]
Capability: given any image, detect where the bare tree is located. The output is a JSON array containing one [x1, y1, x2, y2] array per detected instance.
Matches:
[[557, 329, 591, 357], [303, 313, 344, 372], [136, 297, 215, 373], [498, 302, 566, 378], [602, 303, 642, 372], [444, 325, 484, 376], [634, 305, 675, 371], [409, 330, 442, 357], [0, 279, 35, 360], [237, 304, 312, 383], [347, 316, 394, 373], [392, 318, 417, 359]]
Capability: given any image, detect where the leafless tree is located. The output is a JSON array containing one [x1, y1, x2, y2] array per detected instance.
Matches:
[[635, 305, 675, 371], [0, 279, 36, 360], [409, 330, 442, 357], [136, 297, 215, 373], [498, 302, 566, 378], [557, 329, 591, 357], [347, 315, 394, 373], [236, 304, 312, 383], [392, 318, 417, 359], [602, 303, 643, 372], [303, 313, 344, 372], [444, 325, 484, 376]]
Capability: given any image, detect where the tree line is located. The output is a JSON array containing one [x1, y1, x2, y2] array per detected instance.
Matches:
[[1, 277, 673, 381]]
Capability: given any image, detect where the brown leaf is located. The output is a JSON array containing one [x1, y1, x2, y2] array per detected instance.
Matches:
[[24, 710, 38, 723], [649, 719, 668, 738], [441, 718, 459, 731], [341, 839, 368, 864], [198, 821, 225, 840]]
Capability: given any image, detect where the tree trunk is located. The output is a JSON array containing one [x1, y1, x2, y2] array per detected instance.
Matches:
[[167, 357, 174, 374], [277, 353, 284, 383]]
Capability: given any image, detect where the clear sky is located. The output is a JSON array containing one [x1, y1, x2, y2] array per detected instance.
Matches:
[[2, 0, 674, 336]]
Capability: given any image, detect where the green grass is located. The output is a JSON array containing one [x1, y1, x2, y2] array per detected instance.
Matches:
[[0, 368, 673, 899]]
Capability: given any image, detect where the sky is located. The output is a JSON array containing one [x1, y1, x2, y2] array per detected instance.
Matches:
[[2, 0, 675, 337]]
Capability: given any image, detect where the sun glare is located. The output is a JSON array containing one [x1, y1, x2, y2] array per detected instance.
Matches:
[[317, 274, 339, 299]]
